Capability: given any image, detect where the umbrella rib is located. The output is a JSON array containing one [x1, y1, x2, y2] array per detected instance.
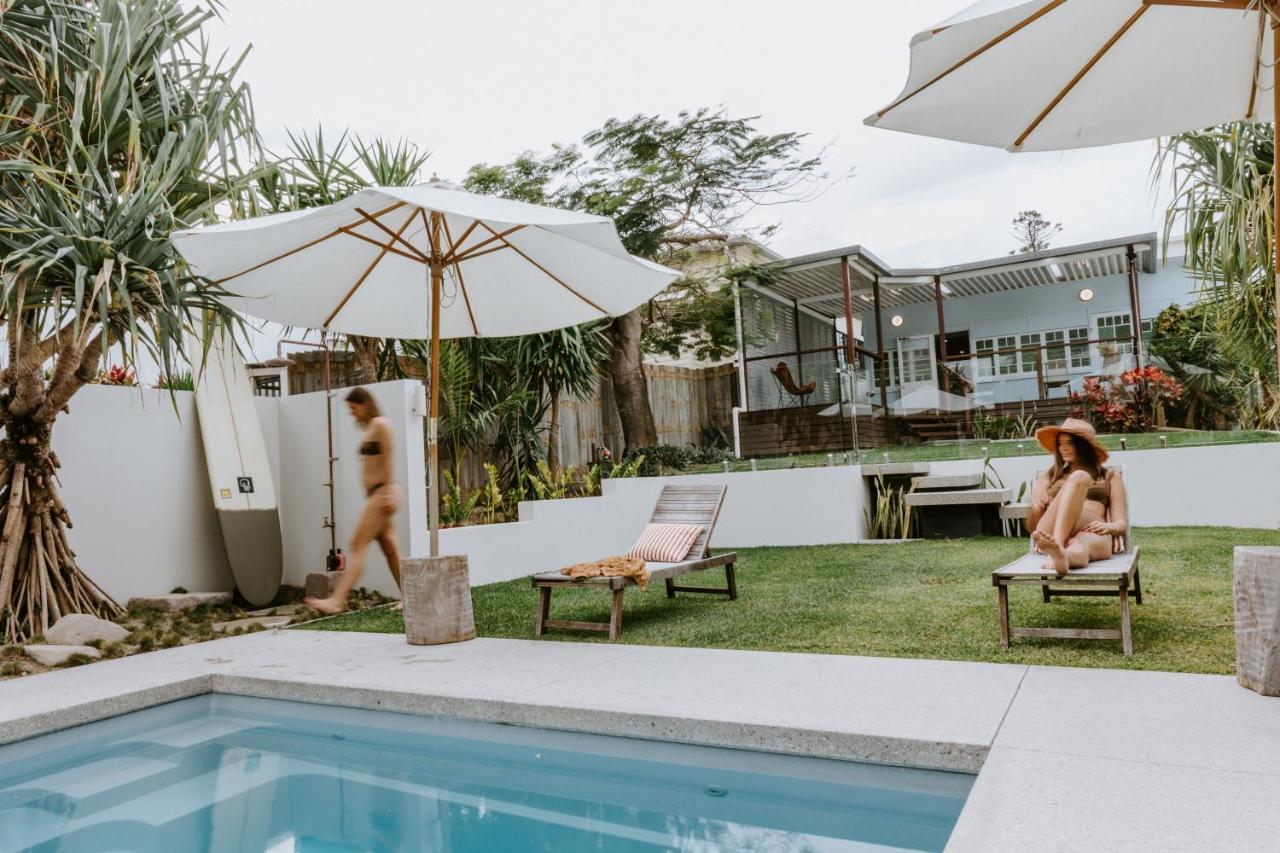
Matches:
[[440, 214, 480, 336], [873, 0, 1069, 120], [323, 207, 421, 329], [353, 206, 432, 262], [1247, 6, 1266, 118], [209, 200, 407, 285], [439, 220, 482, 265], [448, 225, 527, 264], [474, 221, 608, 315], [337, 227, 427, 263], [1012, 4, 1150, 150]]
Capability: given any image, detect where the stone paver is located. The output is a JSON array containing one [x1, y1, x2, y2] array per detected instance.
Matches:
[[211, 616, 292, 634], [127, 592, 233, 612], [23, 644, 101, 667]]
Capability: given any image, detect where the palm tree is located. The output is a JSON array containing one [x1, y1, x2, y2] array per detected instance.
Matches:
[[273, 128, 430, 383], [1157, 123, 1278, 425], [0, 0, 262, 641], [513, 324, 611, 470]]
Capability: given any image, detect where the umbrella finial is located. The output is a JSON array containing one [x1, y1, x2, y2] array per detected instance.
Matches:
[[425, 174, 462, 191]]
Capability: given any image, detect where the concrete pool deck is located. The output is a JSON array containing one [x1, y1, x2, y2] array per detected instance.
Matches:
[[1, 631, 1277, 851]]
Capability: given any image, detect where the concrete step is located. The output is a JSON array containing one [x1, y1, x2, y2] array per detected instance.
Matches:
[[860, 462, 930, 478], [912, 473, 983, 490], [905, 488, 1011, 508], [1000, 502, 1032, 520]]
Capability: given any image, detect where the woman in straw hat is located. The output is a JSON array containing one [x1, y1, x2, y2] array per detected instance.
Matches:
[[1027, 418, 1128, 575]]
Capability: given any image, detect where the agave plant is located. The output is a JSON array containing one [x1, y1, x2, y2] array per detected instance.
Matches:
[[0, 0, 265, 641]]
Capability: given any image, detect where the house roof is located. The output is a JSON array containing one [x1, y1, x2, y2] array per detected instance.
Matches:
[[752, 233, 1160, 317]]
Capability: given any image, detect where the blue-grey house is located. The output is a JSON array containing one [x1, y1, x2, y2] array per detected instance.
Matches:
[[733, 233, 1196, 454]]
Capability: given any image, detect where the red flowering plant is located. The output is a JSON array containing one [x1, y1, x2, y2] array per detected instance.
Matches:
[[96, 365, 138, 387], [1070, 366, 1182, 433]]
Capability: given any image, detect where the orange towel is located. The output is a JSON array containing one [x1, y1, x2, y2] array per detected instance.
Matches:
[[560, 555, 649, 589]]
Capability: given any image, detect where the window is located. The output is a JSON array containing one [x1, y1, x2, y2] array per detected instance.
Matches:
[[1068, 327, 1091, 369], [1044, 330, 1067, 372], [1019, 333, 1042, 374], [975, 338, 994, 380], [1140, 318, 1154, 346], [996, 335, 1018, 376], [1097, 312, 1134, 355]]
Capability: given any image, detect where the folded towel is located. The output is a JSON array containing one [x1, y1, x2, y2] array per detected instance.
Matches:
[[560, 556, 649, 589]]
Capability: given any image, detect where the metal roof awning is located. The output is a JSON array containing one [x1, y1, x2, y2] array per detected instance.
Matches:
[[751, 233, 1159, 318]]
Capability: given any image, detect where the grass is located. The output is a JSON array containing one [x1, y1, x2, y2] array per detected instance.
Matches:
[[305, 526, 1280, 674], [689, 429, 1278, 473]]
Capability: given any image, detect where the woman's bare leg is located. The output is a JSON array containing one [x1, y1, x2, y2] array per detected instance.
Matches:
[[376, 523, 402, 609], [305, 500, 382, 615], [1034, 471, 1092, 574]]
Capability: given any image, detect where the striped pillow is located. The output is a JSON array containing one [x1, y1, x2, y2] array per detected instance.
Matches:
[[627, 523, 703, 563]]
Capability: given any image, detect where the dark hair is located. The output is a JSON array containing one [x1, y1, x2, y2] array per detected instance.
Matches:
[[344, 386, 380, 420], [1050, 432, 1104, 484]]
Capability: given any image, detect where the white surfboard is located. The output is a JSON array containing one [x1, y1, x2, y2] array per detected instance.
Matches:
[[191, 329, 283, 606]]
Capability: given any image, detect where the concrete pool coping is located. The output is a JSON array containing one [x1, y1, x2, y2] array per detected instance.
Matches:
[[1, 631, 1278, 851]]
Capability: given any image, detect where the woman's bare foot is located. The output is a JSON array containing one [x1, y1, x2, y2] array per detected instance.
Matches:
[[391, 601, 403, 612], [1032, 531, 1069, 575], [303, 596, 347, 616]]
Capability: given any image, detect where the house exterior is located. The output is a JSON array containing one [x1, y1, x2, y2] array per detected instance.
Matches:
[[733, 233, 1196, 454]]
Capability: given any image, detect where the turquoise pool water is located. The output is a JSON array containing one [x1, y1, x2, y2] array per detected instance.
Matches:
[[0, 695, 971, 852]]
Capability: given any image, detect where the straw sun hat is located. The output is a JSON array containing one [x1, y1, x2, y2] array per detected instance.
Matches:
[[1034, 418, 1109, 463]]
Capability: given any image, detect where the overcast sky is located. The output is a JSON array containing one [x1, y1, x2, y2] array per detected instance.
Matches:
[[207, 0, 1171, 272]]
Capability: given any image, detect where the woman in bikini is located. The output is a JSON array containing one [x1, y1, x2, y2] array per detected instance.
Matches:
[[305, 387, 402, 614], [1027, 418, 1128, 576]]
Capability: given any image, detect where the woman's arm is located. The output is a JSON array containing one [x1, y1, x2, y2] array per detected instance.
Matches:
[[1026, 471, 1052, 529]]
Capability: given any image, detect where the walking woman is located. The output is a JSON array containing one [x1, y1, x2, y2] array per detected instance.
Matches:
[[1027, 418, 1129, 576], [305, 387, 402, 614]]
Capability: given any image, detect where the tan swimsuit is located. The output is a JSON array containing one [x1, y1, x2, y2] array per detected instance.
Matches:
[[1046, 469, 1112, 508]]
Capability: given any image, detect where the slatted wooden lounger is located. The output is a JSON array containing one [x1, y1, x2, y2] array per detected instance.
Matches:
[[531, 484, 737, 640], [992, 466, 1142, 655]]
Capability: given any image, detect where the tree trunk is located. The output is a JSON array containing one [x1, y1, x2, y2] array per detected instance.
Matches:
[[0, 416, 121, 643], [607, 308, 657, 454], [547, 394, 561, 471], [348, 335, 383, 385]]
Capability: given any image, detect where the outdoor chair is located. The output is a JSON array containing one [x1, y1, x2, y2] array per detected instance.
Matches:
[[769, 361, 816, 408], [992, 466, 1142, 655], [531, 485, 737, 640]]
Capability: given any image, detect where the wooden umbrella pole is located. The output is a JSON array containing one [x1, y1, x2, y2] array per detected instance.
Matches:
[[428, 210, 444, 557]]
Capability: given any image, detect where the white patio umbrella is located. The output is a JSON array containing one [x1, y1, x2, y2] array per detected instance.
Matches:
[[864, 0, 1280, 383], [175, 181, 677, 556]]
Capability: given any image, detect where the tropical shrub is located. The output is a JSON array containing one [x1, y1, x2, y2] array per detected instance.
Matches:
[[863, 473, 915, 540], [1071, 367, 1183, 433], [95, 366, 138, 387]]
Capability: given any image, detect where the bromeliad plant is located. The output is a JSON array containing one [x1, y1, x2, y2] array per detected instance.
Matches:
[[0, 0, 264, 641], [1071, 367, 1183, 433]]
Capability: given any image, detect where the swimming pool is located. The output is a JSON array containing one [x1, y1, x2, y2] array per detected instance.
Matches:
[[0, 695, 972, 852]]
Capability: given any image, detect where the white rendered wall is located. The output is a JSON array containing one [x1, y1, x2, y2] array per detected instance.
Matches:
[[52, 385, 235, 599]]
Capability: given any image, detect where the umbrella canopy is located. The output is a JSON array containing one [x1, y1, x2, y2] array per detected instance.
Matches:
[[175, 181, 678, 559], [864, 0, 1275, 152], [174, 182, 676, 338]]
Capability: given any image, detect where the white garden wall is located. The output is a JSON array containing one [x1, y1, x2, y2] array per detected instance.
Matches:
[[44, 382, 1280, 601]]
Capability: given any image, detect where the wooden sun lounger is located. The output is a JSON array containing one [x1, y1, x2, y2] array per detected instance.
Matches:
[[531, 485, 737, 640], [992, 466, 1142, 655]]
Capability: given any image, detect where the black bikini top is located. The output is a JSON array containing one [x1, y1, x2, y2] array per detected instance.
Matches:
[[360, 441, 381, 456]]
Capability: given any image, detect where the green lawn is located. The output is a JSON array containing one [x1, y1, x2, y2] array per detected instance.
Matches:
[[688, 429, 1278, 473], [304, 526, 1280, 674]]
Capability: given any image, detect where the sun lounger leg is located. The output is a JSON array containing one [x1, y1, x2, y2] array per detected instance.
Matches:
[[608, 588, 625, 640], [1042, 585, 1052, 603], [536, 586, 551, 638], [1132, 565, 1143, 605], [1119, 586, 1133, 656], [997, 584, 1010, 650], [665, 578, 675, 599], [726, 562, 738, 601]]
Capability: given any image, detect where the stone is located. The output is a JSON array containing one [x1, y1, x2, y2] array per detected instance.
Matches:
[[128, 592, 233, 613], [245, 603, 305, 618], [904, 488, 1011, 507], [1234, 546, 1280, 696], [212, 616, 293, 634], [912, 473, 983, 490], [128, 594, 196, 613], [305, 572, 337, 600], [24, 644, 101, 667], [45, 614, 129, 646], [403, 555, 475, 646]]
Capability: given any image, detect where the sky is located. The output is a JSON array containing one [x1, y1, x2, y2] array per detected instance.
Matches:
[[206, 0, 1172, 274]]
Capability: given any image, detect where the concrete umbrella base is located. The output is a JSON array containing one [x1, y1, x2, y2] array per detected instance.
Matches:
[[403, 555, 476, 646], [1234, 546, 1280, 696]]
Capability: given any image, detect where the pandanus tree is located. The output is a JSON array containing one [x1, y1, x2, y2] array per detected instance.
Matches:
[[0, 0, 261, 641]]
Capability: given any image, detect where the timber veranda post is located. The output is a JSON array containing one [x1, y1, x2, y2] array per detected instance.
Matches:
[[840, 255, 859, 456]]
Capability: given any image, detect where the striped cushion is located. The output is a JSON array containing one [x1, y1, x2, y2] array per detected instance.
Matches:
[[627, 523, 703, 563]]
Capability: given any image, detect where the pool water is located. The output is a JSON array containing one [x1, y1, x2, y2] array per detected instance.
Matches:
[[0, 695, 971, 852]]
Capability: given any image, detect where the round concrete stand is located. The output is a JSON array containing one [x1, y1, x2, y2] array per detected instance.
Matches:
[[1234, 546, 1280, 696], [403, 555, 476, 645]]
